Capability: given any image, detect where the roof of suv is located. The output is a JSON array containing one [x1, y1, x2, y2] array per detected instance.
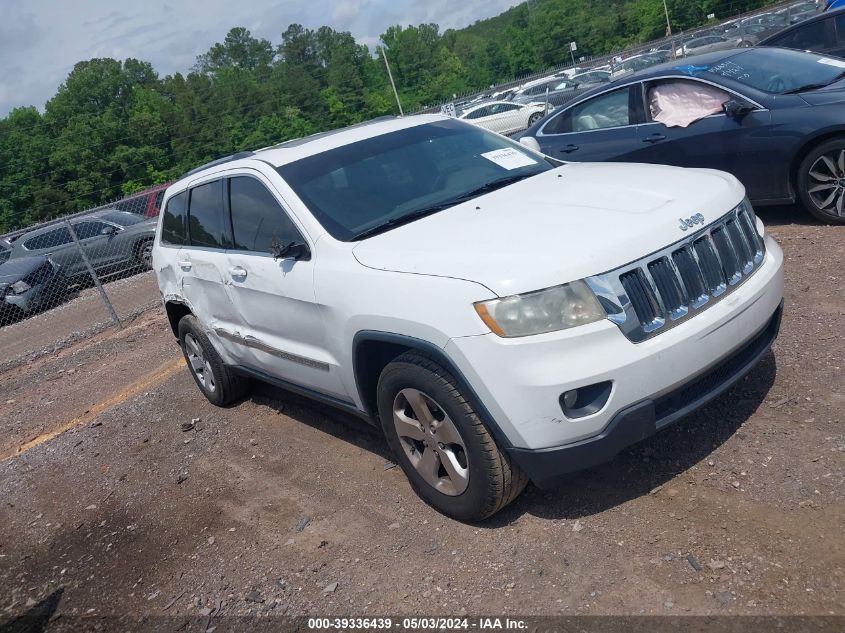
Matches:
[[176, 114, 445, 184], [758, 6, 845, 45]]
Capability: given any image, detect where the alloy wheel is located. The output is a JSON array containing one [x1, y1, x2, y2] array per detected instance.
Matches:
[[808, 150, 845, 218], [392, 388, 469, 496], [140, 242, 153, 269], [184, 333, 216, 393]]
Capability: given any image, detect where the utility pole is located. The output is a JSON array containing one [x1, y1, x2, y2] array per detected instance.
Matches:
[[380, 46, 404, 117], [662, 0, 677, 58]]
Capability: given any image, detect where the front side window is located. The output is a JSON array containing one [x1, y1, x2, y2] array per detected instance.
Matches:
[[277, 119, 552, 241], [228, 177, 303, 253], [72, 221, 110, 240], [647, 80, 730, 127], [490, 103, 519, 114], [161, 191, 188, 246], [188, 180, 227, 248], [464, 106, 491, 120]]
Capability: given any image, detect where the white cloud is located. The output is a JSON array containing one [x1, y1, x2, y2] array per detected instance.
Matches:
[[0, 0, 521, 116]]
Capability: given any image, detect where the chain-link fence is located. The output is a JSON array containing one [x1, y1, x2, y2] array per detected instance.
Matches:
[[432, 0, 824, 137], [0, 186, 168, 369]]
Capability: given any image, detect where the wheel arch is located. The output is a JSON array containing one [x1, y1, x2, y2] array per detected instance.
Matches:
[[789, 128, 845, 196], [351, 331, 513, 449], [164, 300, 192, 338], [133, 235, 154, 256]]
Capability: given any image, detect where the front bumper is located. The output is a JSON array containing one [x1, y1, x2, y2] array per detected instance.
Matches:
[[445, 234, 783, 462], [508, 302, 781, 488]]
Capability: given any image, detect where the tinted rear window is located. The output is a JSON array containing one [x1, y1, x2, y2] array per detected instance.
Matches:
[[188, 180, 227, 248]]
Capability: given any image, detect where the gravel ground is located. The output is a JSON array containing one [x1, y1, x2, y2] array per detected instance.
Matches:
[[0, 206, 842, 628]]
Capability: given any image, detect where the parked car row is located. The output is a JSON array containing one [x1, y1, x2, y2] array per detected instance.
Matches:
[[0, 209, 158, 326], [519, 46, 845, 224], [0, 180, 172, 325], [450, 1, 834, 139]]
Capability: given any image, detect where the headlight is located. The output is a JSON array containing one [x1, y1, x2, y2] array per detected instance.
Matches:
[[474, 280, 606, 338], [10, 280, 31, 295]]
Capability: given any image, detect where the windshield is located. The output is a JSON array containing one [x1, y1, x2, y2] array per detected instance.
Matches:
[[702, 48, 845, 94], [99, 211, 146, 226], [277, 119, 553, 241]]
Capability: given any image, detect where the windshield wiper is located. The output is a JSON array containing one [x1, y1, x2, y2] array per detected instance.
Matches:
[[351, 207, 447, 241], [782, 71, 845, 95], [351, 173, 538, 241]]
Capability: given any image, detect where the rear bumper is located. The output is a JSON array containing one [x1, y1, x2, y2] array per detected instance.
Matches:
[[507, 301, 782, 489]]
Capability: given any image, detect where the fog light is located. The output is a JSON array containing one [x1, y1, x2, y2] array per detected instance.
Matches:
[[559, 381, 613, 419]]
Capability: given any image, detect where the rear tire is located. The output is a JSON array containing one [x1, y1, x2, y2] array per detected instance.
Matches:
[[377, 352, 527, 521], [797, 137, 845, 224], [177, 315, 249, 406]]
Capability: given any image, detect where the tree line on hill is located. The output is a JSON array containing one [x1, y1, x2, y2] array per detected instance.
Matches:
[[0, 0, 779, 232]]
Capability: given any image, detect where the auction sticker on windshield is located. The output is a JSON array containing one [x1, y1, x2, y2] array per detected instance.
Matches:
[[818, 57, 845, 69], [481, 148, 537, 170]]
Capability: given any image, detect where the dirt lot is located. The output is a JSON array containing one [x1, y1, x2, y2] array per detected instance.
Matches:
[[0, 206, 842, 628]]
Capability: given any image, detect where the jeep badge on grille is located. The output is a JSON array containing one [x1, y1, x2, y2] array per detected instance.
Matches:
[[678, 213, 706, 231]]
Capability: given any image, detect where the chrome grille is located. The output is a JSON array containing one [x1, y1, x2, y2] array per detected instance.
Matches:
[[588, 202, 766, 343]]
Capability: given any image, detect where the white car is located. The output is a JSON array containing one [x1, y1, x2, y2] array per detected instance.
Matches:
[[153, 115, 784, 521], [459, 101, 547, 135]]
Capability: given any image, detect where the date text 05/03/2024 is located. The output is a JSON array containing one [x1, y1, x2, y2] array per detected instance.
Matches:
[[307, 617, 529, 630]]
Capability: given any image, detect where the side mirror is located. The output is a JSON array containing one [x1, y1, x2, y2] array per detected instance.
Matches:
[[723, 99, 754, 120], [100, 225, 118, 236], [270, 239, 311, 262]]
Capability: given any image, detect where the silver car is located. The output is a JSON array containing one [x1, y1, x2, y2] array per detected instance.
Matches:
[[9, 209, 157, 284], [677, 34, 755, 57]]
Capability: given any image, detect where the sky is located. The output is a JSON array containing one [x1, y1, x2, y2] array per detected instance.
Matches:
[[0, 0, 522, 117]]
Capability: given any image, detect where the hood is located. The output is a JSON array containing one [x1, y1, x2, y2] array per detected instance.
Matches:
[[352, 163, 745, 296], [798, 78, 845, 106], [0, 256, 49, 285]]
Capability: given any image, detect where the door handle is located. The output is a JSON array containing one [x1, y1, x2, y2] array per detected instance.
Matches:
[[559, 144, 580, 154], [228, 266, 247, 281], [642, 133, 667, 144], [177, 260, 192, 271]]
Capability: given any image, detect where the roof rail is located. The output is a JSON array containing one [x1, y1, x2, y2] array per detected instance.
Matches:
[[260, 116, 400, 151], [179, 151, 255, 180]]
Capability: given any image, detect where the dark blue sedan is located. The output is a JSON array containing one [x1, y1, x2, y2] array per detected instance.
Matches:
[[519, 47, 845, 223]]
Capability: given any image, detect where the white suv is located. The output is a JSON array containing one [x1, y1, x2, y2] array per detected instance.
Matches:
[[152, 115, 784, 521]]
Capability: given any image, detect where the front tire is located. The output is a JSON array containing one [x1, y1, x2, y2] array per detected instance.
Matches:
[[797, 138, 845, 224], [178, 315, 249, 406], [528, 111, 543, 127], [377, 352, 527, 521], [136, 239, 154, 270]]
